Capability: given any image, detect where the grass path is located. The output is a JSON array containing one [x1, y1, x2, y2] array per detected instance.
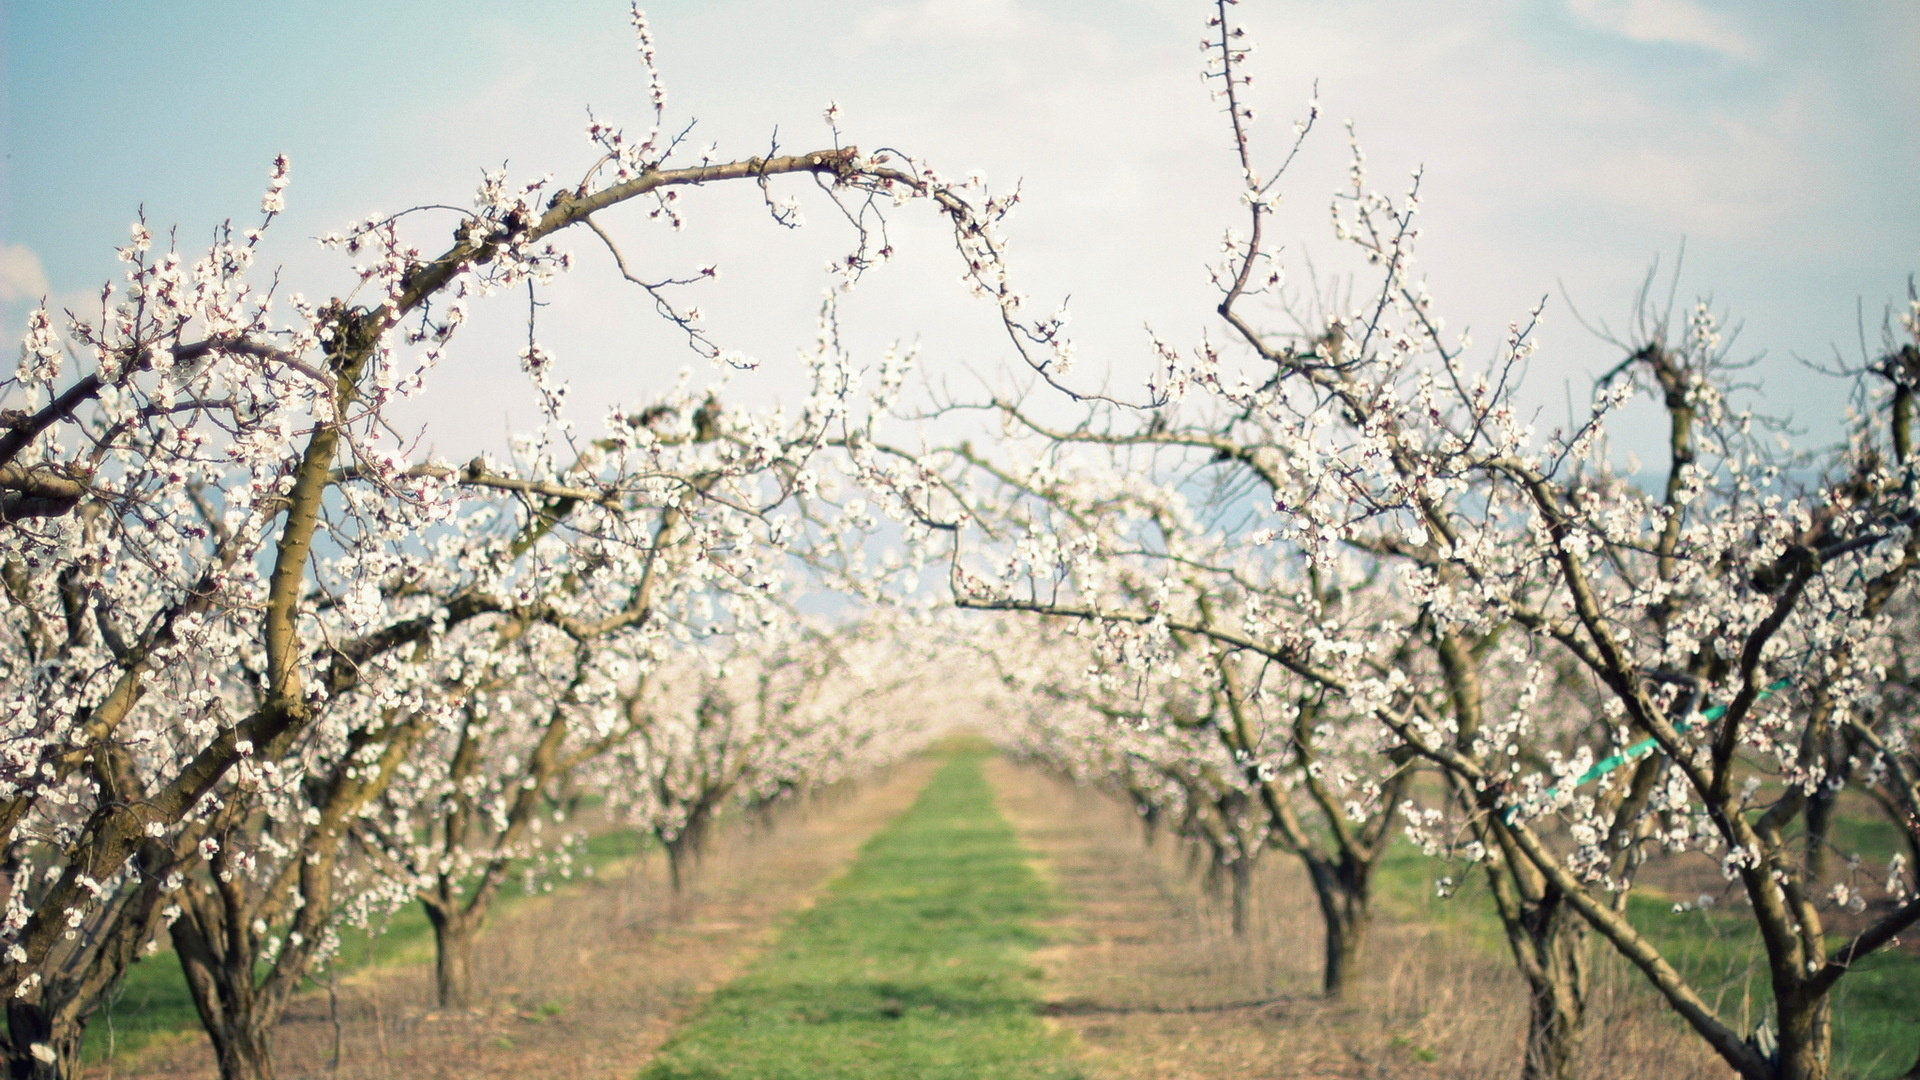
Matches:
[[103, 763, 939, 1079], [638, 747, 1082, 1080]]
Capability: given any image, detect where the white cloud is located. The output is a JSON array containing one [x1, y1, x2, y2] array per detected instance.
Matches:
[[0, 244, 51, 304], [1567, 0, 1758, 59]]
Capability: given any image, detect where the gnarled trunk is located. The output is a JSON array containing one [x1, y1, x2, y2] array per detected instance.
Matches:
[[1773, 987, 1832, 1080], [3, 1000, 84, 1080], [663, 803, 717, 897], [1305, 855, 1371, 999], [1515, 894, 1588, 1080], [665, 837, 692, 895], [422, 900, 483, 1010], [203, 1020, 276, 1080], [171, 912, 279, 1080]]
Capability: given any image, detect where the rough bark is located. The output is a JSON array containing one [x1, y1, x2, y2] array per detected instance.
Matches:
[[3, 1000, 82, 1080], [172, 911, 277, 1080], [1305, 855, 1371, 1000], [1516, 894, 1589, 1080], [1773, 987, 1832, 1080], [423, 903, 481, 1011]]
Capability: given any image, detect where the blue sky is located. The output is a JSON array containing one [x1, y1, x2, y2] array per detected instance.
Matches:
[[4, 0, 1915, 455]]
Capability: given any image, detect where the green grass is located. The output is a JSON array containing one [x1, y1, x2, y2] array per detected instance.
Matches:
[[1375, 835, 1920, 1079], [84, 827, 649, 1064], [638, 748, 1082, 1080], [1619, 893, 1920, 1080], [1809, 807, 1909, 866]]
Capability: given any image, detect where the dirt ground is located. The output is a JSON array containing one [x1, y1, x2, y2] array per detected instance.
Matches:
[[99, 758, 936, 1080], [985, 758, 1734, 1080], [101, 756, 1758, 1080]]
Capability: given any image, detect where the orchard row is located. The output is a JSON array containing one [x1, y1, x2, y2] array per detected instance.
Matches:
[[4, 5, 1916, 1080]]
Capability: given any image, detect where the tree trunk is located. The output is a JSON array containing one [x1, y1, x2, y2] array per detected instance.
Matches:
[[1290, 853, 1367, 999], [172, 920, 279, 1080], [207, 1021, 277, 1080], [1137, 803, 1162, 848], [1229, 859, 1252, 937], [1517, 896, 1589, 1080], [3, 1001, 83, 1080], [0, 835, 188, 1080], [1318, 904, 1365, 1000], [1305, 856, 1371, 1000], [423, 902, 480, 1010], [666, 840, 687, 895], [1774, 988, 1832, 1080]]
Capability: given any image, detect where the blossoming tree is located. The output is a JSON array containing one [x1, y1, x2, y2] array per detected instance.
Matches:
[[0, 6, 1052, 1076]]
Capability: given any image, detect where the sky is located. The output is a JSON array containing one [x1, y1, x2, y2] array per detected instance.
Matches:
[[3, 0, 1915, 458]]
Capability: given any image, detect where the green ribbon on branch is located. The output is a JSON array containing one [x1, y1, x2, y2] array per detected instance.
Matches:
[[1498, 677, 1794, 825]]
